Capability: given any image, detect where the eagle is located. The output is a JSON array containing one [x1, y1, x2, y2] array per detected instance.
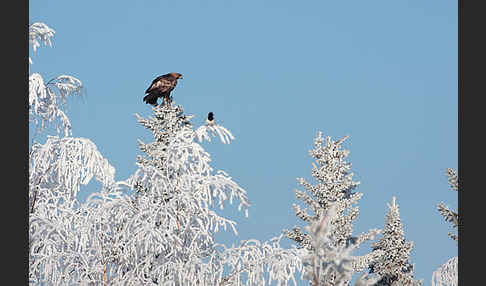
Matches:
[[143, 72, 183, 106]]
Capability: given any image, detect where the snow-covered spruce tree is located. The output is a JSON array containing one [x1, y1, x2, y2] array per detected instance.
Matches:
[[368, 197, 422, 286], [107, 103, 251, 284], [105, 103, 305, 285], [431, 168, 458, 286], [283, 132, 382, 285]]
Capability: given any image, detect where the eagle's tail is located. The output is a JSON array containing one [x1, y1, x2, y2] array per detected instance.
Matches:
[[143, 94, 158, 106]]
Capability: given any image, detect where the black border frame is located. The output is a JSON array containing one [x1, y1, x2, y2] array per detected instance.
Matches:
[[4, 0, 29, 283], [459, 1, 483, 285]]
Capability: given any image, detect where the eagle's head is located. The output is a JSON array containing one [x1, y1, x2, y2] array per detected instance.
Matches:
[[169, 72, 183, 80]]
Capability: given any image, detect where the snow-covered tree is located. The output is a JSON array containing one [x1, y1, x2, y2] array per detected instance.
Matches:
[[283, 132, 382, 285], [109, 103, 310, 286], [110, 103, 254, 284], [368, 197, 422, 286], [431, 168, 458, 286]]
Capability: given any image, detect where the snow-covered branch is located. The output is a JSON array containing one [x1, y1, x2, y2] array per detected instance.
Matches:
[[217, 236, 303, 286], [437, 168, 459, 242], [29, 22, 55, 64], [431, 256, 457, 286], [29, 136, 116, 208], [29, 73, 83, 137], [195, 124, 235, 144], [301, 205, 381, 286], [29, 21, 83, 137]]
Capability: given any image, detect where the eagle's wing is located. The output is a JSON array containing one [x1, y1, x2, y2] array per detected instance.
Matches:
[[145, 76, 175, 94]]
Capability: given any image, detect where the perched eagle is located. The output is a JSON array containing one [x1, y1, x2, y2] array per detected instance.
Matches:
[[143, 72, 183, 106]]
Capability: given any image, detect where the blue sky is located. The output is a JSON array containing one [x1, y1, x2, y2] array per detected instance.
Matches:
[[29, 0, 457, 284]]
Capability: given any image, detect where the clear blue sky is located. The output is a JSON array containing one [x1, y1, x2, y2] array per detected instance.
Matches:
[[29, 0, 457, 284]]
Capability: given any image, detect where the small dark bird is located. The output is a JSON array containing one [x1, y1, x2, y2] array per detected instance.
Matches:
[[143, 72, 183, 106], [206, 112, 215, 126]]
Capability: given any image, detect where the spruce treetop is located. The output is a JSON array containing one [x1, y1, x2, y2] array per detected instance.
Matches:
[[369, 197, 422, 286], [284, 131, 382, 286]]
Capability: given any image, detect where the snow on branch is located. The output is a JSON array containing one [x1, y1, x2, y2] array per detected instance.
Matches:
[[437, 168, 459, 242], [446, 168, 458, 192], [29, 189, 130, 285], [126, 149, 249, 236], [431, 256, 457, 286], [437, 203, 458, 228], [29, 22, 55, 57], [53, 75, 83, 98], [195, 124, 235, 144], [29, 73, 83, 137], [29, 136, 116, 208], [216, 235, 303, 286], [301, 204, 381, 286], [130, 123, 250, 217], [29, 22, 83, 137]]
